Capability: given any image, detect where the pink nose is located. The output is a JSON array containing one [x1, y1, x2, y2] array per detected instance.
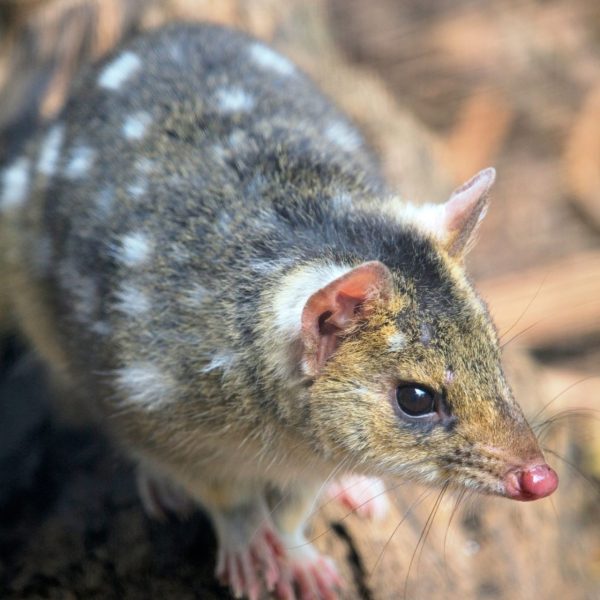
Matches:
[[504, 463, 559, 501]]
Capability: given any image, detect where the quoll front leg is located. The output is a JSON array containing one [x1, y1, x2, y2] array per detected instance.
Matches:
[[136, 467, 283, 597], [268, 483, 342, 600], [178, 478, 283, 600], [136, 467, 342, 599], [212, 501, 284, 599], [205, 479, 342, 600]]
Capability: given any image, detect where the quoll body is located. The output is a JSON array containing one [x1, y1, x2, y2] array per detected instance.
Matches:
[[0, 23, 557, 600]]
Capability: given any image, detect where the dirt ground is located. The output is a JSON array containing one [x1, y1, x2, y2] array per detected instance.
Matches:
[[0, 1, 599, 598]]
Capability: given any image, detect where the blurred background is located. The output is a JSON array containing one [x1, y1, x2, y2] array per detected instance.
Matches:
[[0, 1, 598, 599]]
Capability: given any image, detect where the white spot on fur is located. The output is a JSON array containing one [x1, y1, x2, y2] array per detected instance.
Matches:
[[118, 232, 151, 267], [116, 362, 174, 409], [332, 191, 353, 210], [98, 51, 141, 90], [183, 283, 209, 308], [169, 244, 192, 264], [445, 369, 455, 385], [228, 130, 249, 151], [122, 111, 152, 140], [372, 198, 449, 242], [245, 174, 268, 196], [325, 121, 362, 152], [114, 282, 150, 315], [125, 158, 153, 198], [37, 124, 65, 176], [216, 87, 255, 113], [64, 144, 95, 179], [273, 262, 351, 336], [248, 43, 295, 76], [136, 157, 154, 174], [212, 144, 228, 162], [202, 352, 236, 374], [127, 179, 147, 198], [249, 260, 277, 274], [250, 258, 294, 274], [216, 211, 232, 234], [412, 204, 446, 236], [253, 215, 278, 234], [0, 157, 30, 211], [387, 332, 407, 352]]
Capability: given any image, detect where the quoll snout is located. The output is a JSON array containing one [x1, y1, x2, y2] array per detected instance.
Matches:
[[504, 462, 559, 501]]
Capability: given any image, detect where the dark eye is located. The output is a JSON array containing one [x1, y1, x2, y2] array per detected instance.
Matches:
[[395, 385, 437, 417]]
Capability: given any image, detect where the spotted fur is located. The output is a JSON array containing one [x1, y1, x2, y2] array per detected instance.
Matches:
[[0, 23, 549, 599]]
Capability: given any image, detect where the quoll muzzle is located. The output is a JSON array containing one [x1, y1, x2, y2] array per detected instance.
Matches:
[[504, 463, 559, 501]]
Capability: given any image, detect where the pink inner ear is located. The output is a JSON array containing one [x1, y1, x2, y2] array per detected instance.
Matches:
[[301, 261, 392, 376], [443, 167, 496, 256], [445, 167, 495, 230]]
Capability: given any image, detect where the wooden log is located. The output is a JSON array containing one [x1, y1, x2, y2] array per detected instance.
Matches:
[[564, 85, 600, 232], [539, 365, 600, 479], [476, 249, 600, 348], [440, 87, 513, 182]]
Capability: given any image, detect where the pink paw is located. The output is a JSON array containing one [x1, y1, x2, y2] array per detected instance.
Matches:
[[216, 525, 284, 600], [327, 475, 390, 520], [277, 546, 342, 600], [136, 466, 195, 520], [216, 524, 342, 600]]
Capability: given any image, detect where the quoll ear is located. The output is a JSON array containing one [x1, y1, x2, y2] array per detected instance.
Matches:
[[442, 167, 496, 258], [301, 261, 393, 377]]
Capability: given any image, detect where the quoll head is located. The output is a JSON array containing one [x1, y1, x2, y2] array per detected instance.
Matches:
[[299, 169, 557, 501]]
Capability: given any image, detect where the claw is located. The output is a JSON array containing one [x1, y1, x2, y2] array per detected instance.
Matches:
[[281, 545, 342, 600], [217, 523, 288, 599], [216, 517, 341, 599]]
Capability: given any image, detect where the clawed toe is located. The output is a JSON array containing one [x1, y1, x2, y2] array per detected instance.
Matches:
[[280, 550, 342, 600], [217, 525, 342, 600], [217, 524, 284, 600]]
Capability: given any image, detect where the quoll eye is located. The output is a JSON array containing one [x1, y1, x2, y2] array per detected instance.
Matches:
[[395, 385, 437, 417]]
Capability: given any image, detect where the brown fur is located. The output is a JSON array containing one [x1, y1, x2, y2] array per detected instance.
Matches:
[[0, 22, 551, 599]]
